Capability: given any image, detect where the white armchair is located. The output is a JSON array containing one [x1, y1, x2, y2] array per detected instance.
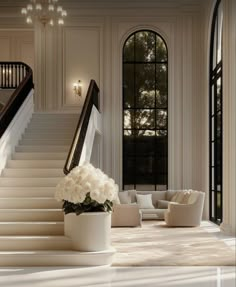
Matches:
[[111, 203, 142, 227], [164, 191, 205, 227]]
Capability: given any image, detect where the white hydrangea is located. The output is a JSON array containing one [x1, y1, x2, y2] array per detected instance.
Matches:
[[55, 163, 118, 206]]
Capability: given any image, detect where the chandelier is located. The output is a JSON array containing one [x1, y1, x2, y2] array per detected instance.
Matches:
[[21, 0, 67, 26]]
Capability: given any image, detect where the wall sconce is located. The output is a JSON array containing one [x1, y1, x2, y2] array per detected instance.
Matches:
[[73, 80, 82, 97]]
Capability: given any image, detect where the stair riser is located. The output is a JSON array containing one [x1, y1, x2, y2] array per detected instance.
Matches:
[[2, 169, 64, 178], [0, 188, 56, 198], [12, 153, 68, 160], [7, 160, 65, 168], [0, 178, 60, 187], [22, 134, 73, 140], [0, 251, 115, 266], [0, 198, 61, 209], [0, 211, 63, 222], [30, 116, 77, 121], [0, 239, 71, 251], [31, 117, 78, 122], [25, 128, 76, 134], [30, 116, 79, 124], [24, 129, 75, 134], [15, 146, 69, 152], [0, 223, 64, 236], [27, 123, 77, 129], [19, 139, 72, 146]]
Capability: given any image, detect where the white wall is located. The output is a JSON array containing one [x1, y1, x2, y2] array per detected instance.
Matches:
[[0, 30, 34, 70], [0, 91, 34, 175], [0, 0, 208, 191], [221, 0, 236, 236]]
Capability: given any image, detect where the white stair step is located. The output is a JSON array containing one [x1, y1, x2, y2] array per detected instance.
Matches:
[[27, 121, 77, 127], [0, 197, 61, 209], [12, 152, 68, 160], [0, 221, 64, 235], [15, 145, 70, 152], [26, 125, 77, 132], [0, 209, 63, 221], [32, 115, 78, 120], [22, 133, 73, 140], [32, 112, 78, 116], [0, 236, 71, 251], [2, 168, 64, 178], [0, 249, 115, 266], [31, 114, 78, 120], [0, 187, 56, 197], [0, 177, 60, 187], [7, 159, 65, 168], [29, 119, 77, 124], [23, 129, 75, 136], [19, 139, 72, 146]]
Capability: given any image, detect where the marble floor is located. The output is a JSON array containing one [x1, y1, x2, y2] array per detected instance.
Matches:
[[0, 221, 235, 287], [0, 266, 235, 287]]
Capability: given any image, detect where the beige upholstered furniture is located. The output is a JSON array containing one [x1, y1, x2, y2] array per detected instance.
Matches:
[[112, 190, 205, 226], [164, 191, 205, 227], [111, 203, 141, 227], [127, 189, 177, 220]]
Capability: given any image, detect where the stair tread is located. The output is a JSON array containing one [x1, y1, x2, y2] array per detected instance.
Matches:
[[8, 160, 65, 162], [0, 187, 56, 190], [17, 145, 70, 147], [0, 221, 63, 224], [3, 168, 63, 171], [0, 236, 68, 239], [13, 152, 67, 155], [0, 177, 62, 179], [0, 249, 114, 255], [0, 197, 57, 199], [0, 208, 62, 213]]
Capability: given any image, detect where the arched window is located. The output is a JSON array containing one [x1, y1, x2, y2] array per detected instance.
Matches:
[[209, 0, 223, 224], [122, 30, 168, 190]]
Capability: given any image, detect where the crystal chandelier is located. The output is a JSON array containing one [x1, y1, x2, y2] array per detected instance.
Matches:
[[21, 0, 67, 26]]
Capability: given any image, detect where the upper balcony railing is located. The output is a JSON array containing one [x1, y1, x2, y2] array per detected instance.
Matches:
[[0, 62, 33, 137]]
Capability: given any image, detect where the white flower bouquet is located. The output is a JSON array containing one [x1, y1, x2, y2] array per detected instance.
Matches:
[[55, 163, 119, 215]]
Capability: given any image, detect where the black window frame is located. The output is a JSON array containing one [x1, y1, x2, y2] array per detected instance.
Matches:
[[122, 30, 168, 190], [209, 0, 223, 225]]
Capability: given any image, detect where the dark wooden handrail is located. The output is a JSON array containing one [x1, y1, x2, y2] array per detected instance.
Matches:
[[0, 62, 33, 137], [64, 80, 100, 175]]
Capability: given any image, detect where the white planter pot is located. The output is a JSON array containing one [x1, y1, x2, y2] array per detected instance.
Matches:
[[64, 212, 111, 252]]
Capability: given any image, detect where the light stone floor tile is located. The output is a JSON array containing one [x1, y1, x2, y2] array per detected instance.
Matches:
[[0, 267, 235, 287]]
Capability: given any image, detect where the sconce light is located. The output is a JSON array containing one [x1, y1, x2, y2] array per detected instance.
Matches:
[[73, 80, 82, 97]]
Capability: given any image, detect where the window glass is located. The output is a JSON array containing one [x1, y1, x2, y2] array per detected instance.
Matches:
[[123, 30, 168, 190]]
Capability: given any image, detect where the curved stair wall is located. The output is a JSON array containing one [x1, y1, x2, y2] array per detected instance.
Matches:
[[0, 91, 34, 175]]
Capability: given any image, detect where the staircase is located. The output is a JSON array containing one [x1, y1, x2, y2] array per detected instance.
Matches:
[[0, 112, 84, 266]]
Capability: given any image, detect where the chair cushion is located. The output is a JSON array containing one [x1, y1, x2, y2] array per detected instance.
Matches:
[[165, 190, 181, 201], [181, 190, 191, 204], [140, 208, 160, 214], [157, 199, 169, 209], [171, 190, 187, 203], [187, 191, 199, 204], [128, 190, 166, 206], [118, 191, 132, 204], [136, 194, 154, 209]]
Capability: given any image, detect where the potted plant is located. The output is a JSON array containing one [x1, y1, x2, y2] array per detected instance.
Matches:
[[55, 163, 118, 252]]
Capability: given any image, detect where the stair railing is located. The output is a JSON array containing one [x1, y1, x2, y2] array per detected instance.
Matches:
[[0, 62, 33, 137], [64, 79, 100, 175]]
